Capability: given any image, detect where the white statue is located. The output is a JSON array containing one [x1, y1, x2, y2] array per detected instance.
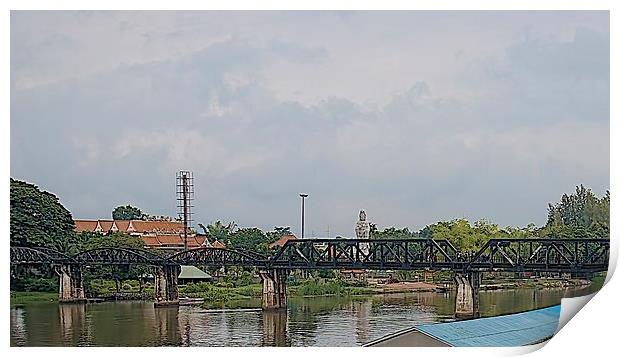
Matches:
[[355, 210, 371, 256], [355, 210, 370, 239]]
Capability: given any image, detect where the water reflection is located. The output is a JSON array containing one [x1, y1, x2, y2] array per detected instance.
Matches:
[[59, 303, 88, 346], [11, 284, 601, 347], [262, 310, 289, 346]]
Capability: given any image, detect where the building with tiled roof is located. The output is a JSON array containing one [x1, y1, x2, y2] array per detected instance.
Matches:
[[211, 240, 226, 249], [98, 220, 114, 233], [74, 219, 184, 235], [74, 220, 99, 232], [130, 220, 184, 234], [268, 234, 297, 249], [113, 220, 133, 233], [74, 218, 193, 252]]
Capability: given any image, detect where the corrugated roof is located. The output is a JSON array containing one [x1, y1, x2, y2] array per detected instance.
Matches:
[[415, 305, 561, 347], [178, 265, 212, 279]]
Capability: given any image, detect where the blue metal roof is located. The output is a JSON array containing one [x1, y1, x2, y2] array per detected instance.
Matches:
[[416, 305, 561, 347]]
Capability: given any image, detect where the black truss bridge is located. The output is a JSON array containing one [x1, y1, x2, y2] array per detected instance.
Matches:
[[10, 238, 610, 274]]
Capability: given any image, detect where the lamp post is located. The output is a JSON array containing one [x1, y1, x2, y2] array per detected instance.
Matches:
[[300, 193, 308, 239]]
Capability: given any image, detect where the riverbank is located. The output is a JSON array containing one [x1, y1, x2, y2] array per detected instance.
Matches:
[[10, 291, 57, 307], [10, 275, 602, 308]]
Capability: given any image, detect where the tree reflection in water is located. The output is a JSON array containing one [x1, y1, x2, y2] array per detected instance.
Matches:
[[11, 282, 603, 347]]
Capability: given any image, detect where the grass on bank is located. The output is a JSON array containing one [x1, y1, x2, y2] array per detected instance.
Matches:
[[10, 291, 57, 306], [176, 278, 375, 309]]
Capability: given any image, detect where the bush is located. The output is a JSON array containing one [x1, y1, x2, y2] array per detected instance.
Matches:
[[214, 280, 234, 288], [181, 282, 214, 293], [11, 277, 57, 292]]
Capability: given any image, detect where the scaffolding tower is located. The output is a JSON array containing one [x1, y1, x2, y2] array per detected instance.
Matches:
[[176, 170, 194, 250]]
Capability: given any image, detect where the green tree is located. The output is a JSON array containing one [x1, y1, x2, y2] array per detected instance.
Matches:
[[370, 226, 416, 239], [266, 226, 293, 244], [228, 227, 271, 253], [82, 232, 147, 293], [422, 218, 541, 252], [10, 178, 76, 252], [540, 185, 610, 238], [112, 205, 144, 220], [202, 220, 237, 242], [83, 231, 144, 250]]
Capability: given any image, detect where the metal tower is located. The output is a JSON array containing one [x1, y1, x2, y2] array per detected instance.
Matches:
[[176, 171, 194, 250]]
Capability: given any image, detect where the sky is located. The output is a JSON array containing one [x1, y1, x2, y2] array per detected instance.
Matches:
[[10, 11, 610, 237]]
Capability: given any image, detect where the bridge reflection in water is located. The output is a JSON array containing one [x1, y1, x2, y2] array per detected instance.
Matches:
[[11, 282, 601, 347]]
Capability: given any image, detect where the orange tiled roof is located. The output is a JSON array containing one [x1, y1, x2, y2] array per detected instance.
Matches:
[[340, 269, 367, 274], [269, 234, 297, 249], [115, 220, 131, 232], [156, 234, 184, 245], [212, 240, 226, 249], [131, 220, 184, 234], [142, 236, 161, 247], [74, 220, 98, 232], [187, 236, 207, 248], [99, 220, 114, 232]]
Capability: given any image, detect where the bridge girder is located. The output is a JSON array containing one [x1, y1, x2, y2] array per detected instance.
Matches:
[[9, 238, 610, 274], [72, 247, 168, 266], [167, 247, 268, 267]]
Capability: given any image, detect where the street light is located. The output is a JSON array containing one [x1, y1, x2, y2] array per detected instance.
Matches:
[[300, 193, 308, 239]]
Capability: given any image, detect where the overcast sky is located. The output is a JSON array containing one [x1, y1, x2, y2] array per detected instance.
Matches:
[[10, 11, 610, 237]]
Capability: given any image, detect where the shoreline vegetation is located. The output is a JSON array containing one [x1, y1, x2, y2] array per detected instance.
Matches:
[[11, 273, 604, 308]]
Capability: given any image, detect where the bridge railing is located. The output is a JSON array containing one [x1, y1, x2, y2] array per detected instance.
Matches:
[[167, 247, 270, 267], [10, 238, 610, 273], [466, 238, 610, 272], [267, 238, 463, 270]]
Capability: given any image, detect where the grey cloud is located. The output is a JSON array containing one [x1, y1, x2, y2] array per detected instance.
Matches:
[[268, 40, 328, 64], [11, 11, 609, 237]]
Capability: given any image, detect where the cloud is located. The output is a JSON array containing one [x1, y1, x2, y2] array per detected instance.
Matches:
[[10, 11, 609, 236]]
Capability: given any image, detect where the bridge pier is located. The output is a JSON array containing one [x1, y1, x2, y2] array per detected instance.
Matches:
[[56, 264, 86, 303], [259, 269, 289, 310], [454, 271, 481, 319], [154, 265, 180, 306]]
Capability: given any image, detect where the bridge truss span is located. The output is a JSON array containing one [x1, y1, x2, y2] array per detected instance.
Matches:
[[267, 238, 462, 270], [72, 247, 169, 266], [9, 238, 610, 273], [466, 238, 610, 273], [10, 246, 76, 265], [167, 247, 269, 267]]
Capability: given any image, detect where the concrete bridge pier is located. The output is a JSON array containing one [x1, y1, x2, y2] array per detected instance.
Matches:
[[154, 265, 180, 306], [56, 264, 86, 303], [454, 271, 481, 319], [259, 268, 289, 310]]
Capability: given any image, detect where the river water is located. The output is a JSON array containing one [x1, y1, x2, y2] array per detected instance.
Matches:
[[10, 284, 600, 347]]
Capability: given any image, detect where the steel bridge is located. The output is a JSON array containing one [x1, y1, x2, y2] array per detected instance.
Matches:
[[10, 238, 610, 273], [10, 238, 609, 317]]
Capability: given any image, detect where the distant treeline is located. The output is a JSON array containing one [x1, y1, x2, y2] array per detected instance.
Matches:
[[10, 179, 609, 256]]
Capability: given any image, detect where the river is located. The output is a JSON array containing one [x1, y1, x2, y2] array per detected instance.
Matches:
[[10, 284, 600, 347]]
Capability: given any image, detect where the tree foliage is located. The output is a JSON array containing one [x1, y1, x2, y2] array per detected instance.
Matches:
[[539, 185, 610, 238], [228, 227, 271, 253], [10, 178, 76, 251], [200, 220, 237, 242], [79, 232, 149, 292], [112, 205, 145, 220], [370, 225, 416, 239], [419, 218, 537, 252], [82, 231, 145, 250]]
